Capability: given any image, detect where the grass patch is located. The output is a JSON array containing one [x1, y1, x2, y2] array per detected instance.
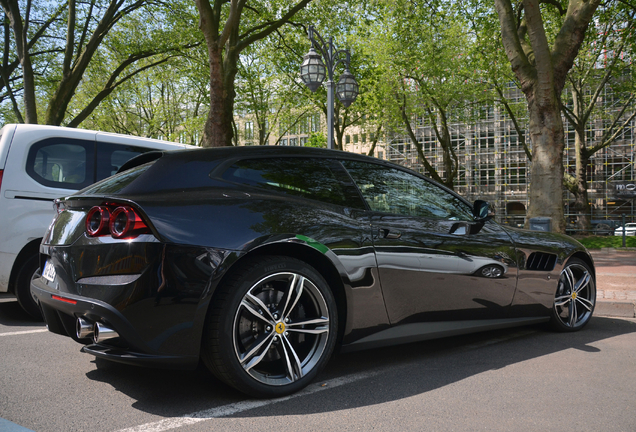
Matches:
[[573, 235, 636, 249]]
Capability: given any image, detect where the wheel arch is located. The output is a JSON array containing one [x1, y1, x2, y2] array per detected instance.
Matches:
[[210, 240, 349, 347], [567, 251, 596, 280], [8, 238, 41, 295]]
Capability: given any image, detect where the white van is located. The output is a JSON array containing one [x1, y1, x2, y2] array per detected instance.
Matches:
[[0, 124, 191, 318]]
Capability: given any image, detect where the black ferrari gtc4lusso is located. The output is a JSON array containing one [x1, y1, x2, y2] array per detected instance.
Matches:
[[32, 146, 595, 398]]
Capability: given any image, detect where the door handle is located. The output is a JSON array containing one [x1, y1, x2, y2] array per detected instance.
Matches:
[[381, 228, 402, 239]]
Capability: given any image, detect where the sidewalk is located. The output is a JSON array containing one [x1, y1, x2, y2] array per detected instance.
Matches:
[[590, 249, 636, 318]]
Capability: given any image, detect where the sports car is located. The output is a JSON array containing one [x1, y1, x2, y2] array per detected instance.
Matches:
[[32, 146, 596, 398]]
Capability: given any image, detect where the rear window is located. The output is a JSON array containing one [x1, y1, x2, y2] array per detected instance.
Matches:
[[79, 161, 156, 195], [221, 157, 363, 208]]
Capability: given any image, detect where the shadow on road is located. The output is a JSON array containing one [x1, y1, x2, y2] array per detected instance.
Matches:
[[0, 296, 42, 327], [84, 316, 636, 418]]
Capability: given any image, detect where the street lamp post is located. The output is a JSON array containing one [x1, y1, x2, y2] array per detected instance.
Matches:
[[300, 26, 359, 150]]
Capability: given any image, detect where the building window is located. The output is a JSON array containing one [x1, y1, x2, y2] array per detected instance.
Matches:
[[281, 138, 288, 146], [289, 138, 298, 146], [353, 134, 359, 144], [299, 117, 310, 134], [245, 122, 254, 141], [300, 137, 308, 146], [311, 114, 321, 132], [346, 135, 351, 144], [362, 133, 366, 142]]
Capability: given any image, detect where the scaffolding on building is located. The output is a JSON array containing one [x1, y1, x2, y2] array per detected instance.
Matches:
[[383, 86, 635, 230]]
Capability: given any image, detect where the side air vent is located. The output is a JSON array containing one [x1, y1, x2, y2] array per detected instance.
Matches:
[[526, 252, 557, 271]]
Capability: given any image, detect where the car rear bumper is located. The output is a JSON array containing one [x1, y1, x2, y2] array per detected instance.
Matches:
[[32, 273, 200, 369]]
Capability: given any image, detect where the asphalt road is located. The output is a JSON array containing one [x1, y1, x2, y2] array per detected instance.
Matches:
[[1, 295, 635, 432]]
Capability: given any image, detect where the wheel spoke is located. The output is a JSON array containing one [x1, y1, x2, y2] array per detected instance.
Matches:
[[286, 317, 329, 327], [576, 296, 594, 312], [280, 274, 305, 319], [568, 298, 578, 327], [573, 271, 591, 294], [554, 295, 571, 308], [245, 292, 276, 322], [242, 332, 275, 371], [562, 267, 575, 291], [287, 327, 329, 335], [280, 334, 303, 381], [240, 300, 274, 326]]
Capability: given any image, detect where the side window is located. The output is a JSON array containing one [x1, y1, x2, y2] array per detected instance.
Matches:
[[221, 157, 364, 208], [96, 143, 148, 181], [342, 160, 473, 220], [26, 139, 94, 190]]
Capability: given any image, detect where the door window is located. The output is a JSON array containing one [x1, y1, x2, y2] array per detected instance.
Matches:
[[342, 161, 473, 220]]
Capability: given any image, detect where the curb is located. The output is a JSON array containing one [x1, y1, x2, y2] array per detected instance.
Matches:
[[595, 300, 636, 318]]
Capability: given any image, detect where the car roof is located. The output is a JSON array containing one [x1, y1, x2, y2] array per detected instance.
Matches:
[[162, 145, 399, 167]]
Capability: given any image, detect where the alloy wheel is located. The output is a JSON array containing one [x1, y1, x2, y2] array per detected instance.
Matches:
[[553, 263, 595, 329], [232, 272, 330, 386]]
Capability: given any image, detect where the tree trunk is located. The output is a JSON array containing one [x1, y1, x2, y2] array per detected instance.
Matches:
[[525, 96, 565, 232], [2, 0, 37, 123], [202, 43, 238, 147], [572, 127, 591, 231]]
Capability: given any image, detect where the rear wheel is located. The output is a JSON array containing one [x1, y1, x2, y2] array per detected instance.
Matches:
[[15, 254, 43, 320], [201, 256, 337, 398], [550, 258, 595, 332]]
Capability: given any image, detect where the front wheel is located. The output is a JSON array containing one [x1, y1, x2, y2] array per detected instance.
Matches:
[[201, 256, 337, 398], [550, 258, 595, 332]]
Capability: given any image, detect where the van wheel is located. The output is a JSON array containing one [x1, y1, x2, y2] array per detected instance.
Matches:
[[15, 254, 43, 320]]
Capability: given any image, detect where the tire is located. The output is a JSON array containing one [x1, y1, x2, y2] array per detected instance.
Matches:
[[549, 258, 595, 332], [478, 265, 504, 278], [15, 254, 43, 320], [201, 255, 338, 398]]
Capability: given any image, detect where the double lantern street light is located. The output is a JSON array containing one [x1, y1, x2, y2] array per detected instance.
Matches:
[[300, 26, 359, 150]]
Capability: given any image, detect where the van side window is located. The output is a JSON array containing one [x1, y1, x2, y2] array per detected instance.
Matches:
[[26, 139, 94, 190], [96, 144, 148, 180]]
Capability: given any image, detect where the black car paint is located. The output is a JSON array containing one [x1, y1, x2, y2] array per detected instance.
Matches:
[[32, 146, 593, 369]]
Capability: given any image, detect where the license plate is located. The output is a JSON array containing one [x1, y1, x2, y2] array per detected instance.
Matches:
[[42, 261, 56, 283]]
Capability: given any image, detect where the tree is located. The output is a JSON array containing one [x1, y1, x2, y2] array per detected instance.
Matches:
[[0, 0, 199, 128], [494, 0, 602, 233], [368, 0, 489, 189], [194, 0, 314, 148], [561, 4, 636, 231], [234, 37, 309, 146]]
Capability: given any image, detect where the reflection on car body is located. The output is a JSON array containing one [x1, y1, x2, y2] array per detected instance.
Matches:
[[32, 146, 596, 398]]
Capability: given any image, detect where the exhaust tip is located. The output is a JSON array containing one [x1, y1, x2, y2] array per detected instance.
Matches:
[[93, 322, 119, 344], [76, 317, 94, 339]]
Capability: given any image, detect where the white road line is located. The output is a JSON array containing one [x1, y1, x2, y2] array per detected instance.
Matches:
[[0, 329, 48, 337], [115, 371, 378, 432]]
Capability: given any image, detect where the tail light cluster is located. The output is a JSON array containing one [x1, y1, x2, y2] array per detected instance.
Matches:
[[86, 205, 151, 239]]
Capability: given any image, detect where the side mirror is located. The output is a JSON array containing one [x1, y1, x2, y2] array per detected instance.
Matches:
[[473, 200, 495, 222]]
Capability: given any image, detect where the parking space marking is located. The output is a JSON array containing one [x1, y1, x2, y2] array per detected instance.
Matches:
[[115, 371, 378, 432], [0, 329, 48, 337]]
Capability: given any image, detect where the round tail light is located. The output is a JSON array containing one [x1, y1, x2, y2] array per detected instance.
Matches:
[[109, 207, 135, 239], [86, 206, 110, 236]]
